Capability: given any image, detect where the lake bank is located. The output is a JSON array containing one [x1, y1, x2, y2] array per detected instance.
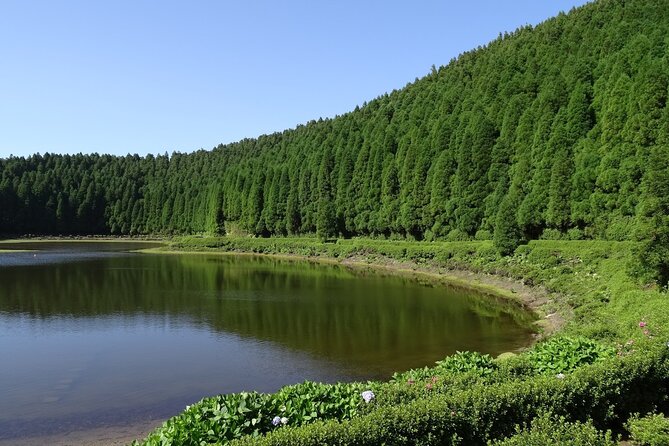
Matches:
[[149, 237, 571, 338]]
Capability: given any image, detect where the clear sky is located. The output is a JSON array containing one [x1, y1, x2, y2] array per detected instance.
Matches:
[[0, 0, 592, 158]]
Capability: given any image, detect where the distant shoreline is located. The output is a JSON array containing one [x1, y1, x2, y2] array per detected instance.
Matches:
[[145, 239, 564, 338]]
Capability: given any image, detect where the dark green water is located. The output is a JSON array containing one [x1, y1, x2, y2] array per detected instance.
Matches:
[[0, 242, 534, 440]]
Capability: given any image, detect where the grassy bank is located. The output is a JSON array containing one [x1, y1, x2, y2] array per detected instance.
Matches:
[[135, 237, 669, 445]]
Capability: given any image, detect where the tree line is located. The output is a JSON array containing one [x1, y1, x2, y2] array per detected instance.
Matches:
[[1, 0, 667, 259]]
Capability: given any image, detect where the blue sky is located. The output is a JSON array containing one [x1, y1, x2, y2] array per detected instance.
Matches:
[[0, 0, 591, 158]]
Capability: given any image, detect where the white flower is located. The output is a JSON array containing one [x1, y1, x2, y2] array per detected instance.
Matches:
[[556, 373, 565, 379], [361, 390, 375, 403], [272, 416, 281, 426], [280, 417, 289, 425]]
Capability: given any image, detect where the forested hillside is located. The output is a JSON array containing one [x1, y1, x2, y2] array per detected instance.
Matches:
[[1, 0, 667, 244]]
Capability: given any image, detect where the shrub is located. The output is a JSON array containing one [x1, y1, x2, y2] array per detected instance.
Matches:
[[475, 230, 493, 241], [134, 381, 368, 446], [230, 344, 669, 446], [605, 216, 637, 242], [540, 229, 563, 240], [626, 413, 669, 446], [527, 336, 615, 375], [391, 351, 497, 383], [489, 412, 617, 445], [447, 229, 471, 242]]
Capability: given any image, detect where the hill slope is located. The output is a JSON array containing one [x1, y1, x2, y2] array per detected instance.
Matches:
[[1, 0, 667, 242]]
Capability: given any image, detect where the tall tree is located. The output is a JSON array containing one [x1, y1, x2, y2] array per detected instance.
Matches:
[[316, 149, 336, 241]]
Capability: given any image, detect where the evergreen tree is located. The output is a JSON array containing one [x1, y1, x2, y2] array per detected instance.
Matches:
[[493, 185, 523, 255], [546, 148, 573, 230], [638, 144, 669, 288], [206, 187, 225, 236], [316, 149, 336, 241]]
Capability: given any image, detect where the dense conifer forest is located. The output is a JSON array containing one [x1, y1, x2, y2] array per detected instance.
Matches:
[[1, 0, 668, 248]]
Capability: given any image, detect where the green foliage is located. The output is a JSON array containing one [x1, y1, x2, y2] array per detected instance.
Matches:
[[447, 228, 471, 242], [392, 351, 497, 383], [490, 413, 617, 446], [134, 381, 367, 446], [494, 188, 524, 255], [272, 381, 365, 422], [627, 413, 669, 446], [227, 344, 669, 446], [475, 230, 493, 241], [528, 336, 615, 374], [637, 145, 669, 287], [316, 149, 337, 241], [435, 351, 497, 375]]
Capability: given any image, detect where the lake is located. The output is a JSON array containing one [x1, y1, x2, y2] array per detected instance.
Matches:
[[0, 241, 534, 443]]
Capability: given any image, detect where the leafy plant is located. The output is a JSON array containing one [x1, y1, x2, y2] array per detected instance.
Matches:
[[490, 412, 617, 445], [134, 381, 368, 446], [528, 336, 615, 374], [435, 351, 497, 375], [392, 351, 497, 383], [626, 413, 669, 446]]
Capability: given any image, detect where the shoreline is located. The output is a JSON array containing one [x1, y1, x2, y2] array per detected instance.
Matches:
[[0, 236, 566, 336]]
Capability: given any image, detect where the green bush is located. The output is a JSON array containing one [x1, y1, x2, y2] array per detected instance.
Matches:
[[527, 336, 615, 375], [447, 229, 472, 242], [230, 344, 669, 446], [627, 413, 669, 446], [567, 228, 585, 240], [391, 351, 497, 383], [489, 412, 617, 445], [540, 229, 563, 240], [605, 216, 637, 242], [134, 381, 368, 446], [475, 230, 493, 241]]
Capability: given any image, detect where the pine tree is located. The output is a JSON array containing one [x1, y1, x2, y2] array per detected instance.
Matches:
[[316, 149, 336, 241], [206, 187, 225, 236], [546, 148, 573, 230], [638, 144, 669, 288], [493, 185, 523, 255]]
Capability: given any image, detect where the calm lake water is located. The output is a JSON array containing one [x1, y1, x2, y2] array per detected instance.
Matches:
[[0, 241, 534, 441]]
